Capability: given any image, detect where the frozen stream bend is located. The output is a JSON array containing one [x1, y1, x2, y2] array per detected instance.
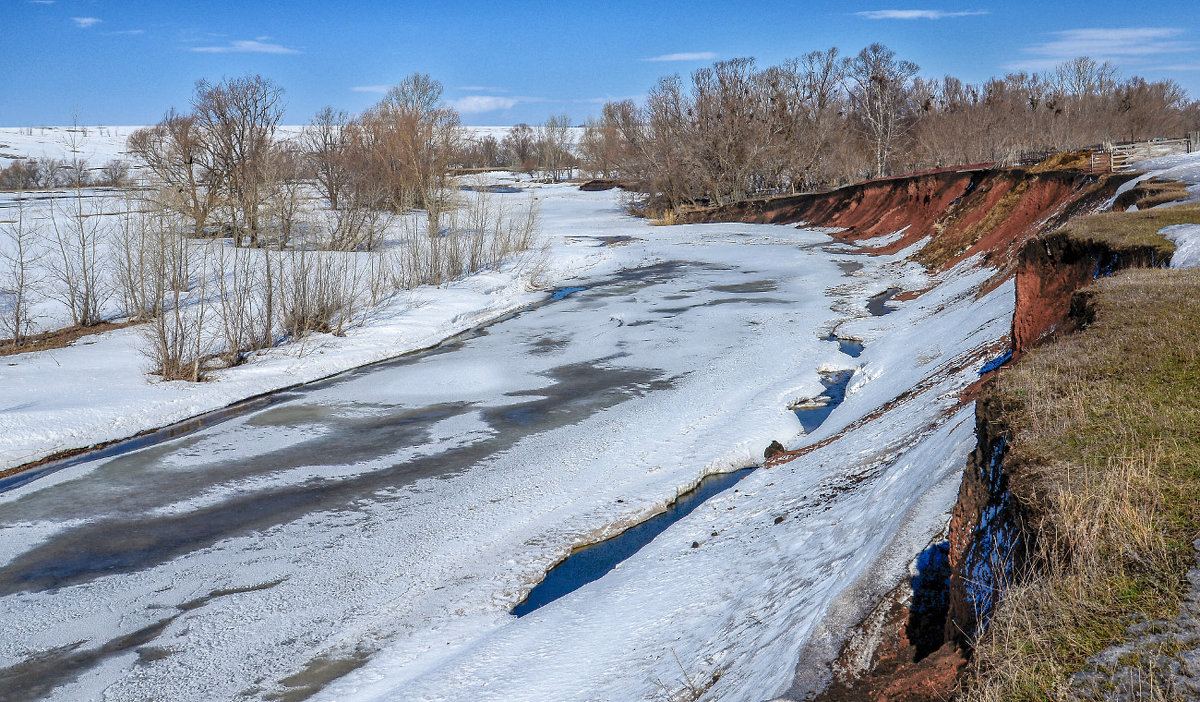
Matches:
[[0, 207, 1014, 701]]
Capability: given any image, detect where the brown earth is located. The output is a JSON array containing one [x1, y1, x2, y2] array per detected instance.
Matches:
[[684, 167, 1138, 273], [1, 320, 142, 358]]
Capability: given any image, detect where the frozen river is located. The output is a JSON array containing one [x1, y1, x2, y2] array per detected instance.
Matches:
[[0, 187, 1013, 700]]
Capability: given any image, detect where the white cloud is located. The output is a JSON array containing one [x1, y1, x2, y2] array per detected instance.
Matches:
[[105, 29, 145, 36], [459, 86, 509, 94], [643, 51, 718, 62], [448, 96, 519, 114], [190, 39, 301, 54], [29, 1, 56, 5], [856, 9, 988, 19], [1008, 27, 1193, 71], [71, 17, 101, 28], [1026, 27, 1190, 58]]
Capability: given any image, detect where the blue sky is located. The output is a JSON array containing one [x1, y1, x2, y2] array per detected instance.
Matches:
[[4, 0, 1199, 126]]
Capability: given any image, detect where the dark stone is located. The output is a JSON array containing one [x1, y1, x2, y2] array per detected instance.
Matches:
[[764, 440, 785, 460]]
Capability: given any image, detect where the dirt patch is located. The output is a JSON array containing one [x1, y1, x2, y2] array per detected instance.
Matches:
[[1026, 150, 1093, 174], [578, 178, 627, 192], [1, 320, 142, 358]]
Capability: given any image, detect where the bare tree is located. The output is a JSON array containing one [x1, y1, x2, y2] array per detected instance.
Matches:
[[358, 73, 464, 224], [535, 114, 575, 182], [142, 228, 210, 381], [99, 159, 130, 188], [47, 124, 108, 327], [846, 43, 920, 178], [0, 187, 43, 347], [0, 160, 42, 191], [501, 123, 537, 178], [191, 75, 285, 246], [300, 106, 353, 211], [111, 196, 164, 321], [128, 109, 221, 235]]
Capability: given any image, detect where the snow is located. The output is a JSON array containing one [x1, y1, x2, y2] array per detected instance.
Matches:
[[1122, 151, 1200, 268], [0, 125, 557, 171], [1163, 224, 1200, 268], [1, 125, 1016, 701]]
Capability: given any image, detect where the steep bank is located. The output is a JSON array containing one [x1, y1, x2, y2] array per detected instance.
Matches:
[[692, 161, 1200, 698], [961, 267, 1200, 698], [684, 165, 1137, 271], [822, 201, 1200, 699]]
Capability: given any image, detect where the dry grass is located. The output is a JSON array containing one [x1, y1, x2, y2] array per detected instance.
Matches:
[[1027, 151, 1094, 174], [1056, 202, 1200, 258], [0, 320, 142, 357], [918, 176, 1033, 269], [1114, 179, 1191, 211], [963, 267, 1200, 700]]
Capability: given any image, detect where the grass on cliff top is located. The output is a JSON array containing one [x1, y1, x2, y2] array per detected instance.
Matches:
[[1056, 202, 1200, 259], [964, 267, 1200, 701], [1114, 178, 1192, 211]]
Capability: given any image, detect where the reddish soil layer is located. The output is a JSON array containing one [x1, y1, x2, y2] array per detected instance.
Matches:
[[686, 167, 1137, 272], [1011, 231, 1164, 355], [719, 165, 1162, 698]]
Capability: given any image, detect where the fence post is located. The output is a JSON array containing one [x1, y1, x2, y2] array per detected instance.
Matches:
[[1189, 131, 1200, 154]]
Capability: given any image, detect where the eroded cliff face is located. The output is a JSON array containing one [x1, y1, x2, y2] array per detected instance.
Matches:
[[687, 168, 1137, 271], [1011, 231, 1166, 354]]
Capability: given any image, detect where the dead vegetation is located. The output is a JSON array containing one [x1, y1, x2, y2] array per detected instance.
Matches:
[[1113, 178, 1192, 211], [963, 267, 1200, 700], [1056, 202, 1200, 256]]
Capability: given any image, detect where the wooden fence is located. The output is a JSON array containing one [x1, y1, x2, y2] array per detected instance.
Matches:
[[1090, 133, 1200, 173]]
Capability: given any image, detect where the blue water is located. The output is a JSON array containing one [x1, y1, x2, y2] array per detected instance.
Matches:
[[512, 467, 755, 616], [793, 370, 854, 433], [549, 286, 588, 302], [978, 350, 1013, 375], [822, 333, 864, 358], [868, 288, 901, 316]]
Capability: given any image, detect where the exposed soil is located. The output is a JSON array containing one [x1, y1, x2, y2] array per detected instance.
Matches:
[[578, 178, 627, 191], [1, 320, 142, 358], [1011, 230, 1165, 355], [684, 167, 1137, 273], [816, 579, 966, 702]]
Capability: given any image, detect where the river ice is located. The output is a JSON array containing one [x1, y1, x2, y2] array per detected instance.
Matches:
[[1, 151, 1013, 700]]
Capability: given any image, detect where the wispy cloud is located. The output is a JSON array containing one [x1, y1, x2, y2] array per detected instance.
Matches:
[[104, 29, 145, 36], [1009, 27, 1194, 71], [190, 39, 301, 54], [448, 96, 520, 114], [460, 86, 509, 94], [856, 9, 988, 19], [71, 17, 101, 28], [642, 51, 718, 62], [351, 85, 391, 93], [29, 0, 56, 5]]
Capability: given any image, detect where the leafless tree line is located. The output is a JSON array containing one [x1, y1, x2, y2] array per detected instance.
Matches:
[[453, 115, 578, 181], [0, 156, 131, 190], [2, 73, 543, 382], [577, 46, 1199, 212]]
